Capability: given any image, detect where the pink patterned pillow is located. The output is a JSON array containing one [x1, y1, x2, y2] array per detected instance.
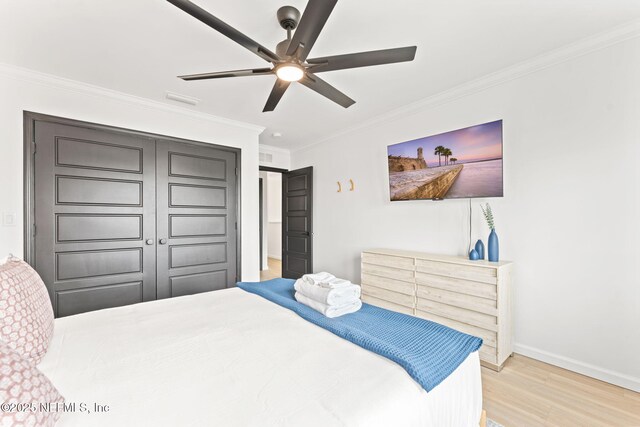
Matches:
[[0, 340, 64, 427], [0, 258, 54, 364]]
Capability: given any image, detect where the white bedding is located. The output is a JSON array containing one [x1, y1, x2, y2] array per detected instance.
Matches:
[[38, 288, 482, 427]]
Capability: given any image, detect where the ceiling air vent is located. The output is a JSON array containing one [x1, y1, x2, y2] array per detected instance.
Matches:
[[259, 152, 273, 163], [165, 91, 200, 106]]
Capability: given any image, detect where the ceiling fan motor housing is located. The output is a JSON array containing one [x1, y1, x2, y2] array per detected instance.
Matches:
[[277, 6, 300, 30]]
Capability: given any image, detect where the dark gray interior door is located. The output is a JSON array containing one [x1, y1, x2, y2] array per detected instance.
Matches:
[[33, 121, 157, 317], [282, 167, 313, 279], [155, 140, 238, 299]]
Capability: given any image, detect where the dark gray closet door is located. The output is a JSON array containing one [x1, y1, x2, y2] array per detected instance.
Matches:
[[33, 121, 157, 317], [155, 140, 238, 299], [282, 167, 313, 279]]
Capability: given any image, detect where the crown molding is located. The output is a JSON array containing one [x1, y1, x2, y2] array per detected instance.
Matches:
[[0, 62, 265, 134], [292, 19, 640, 153]]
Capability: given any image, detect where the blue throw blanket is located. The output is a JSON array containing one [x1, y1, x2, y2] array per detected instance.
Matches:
[[237, 278, 482, 392]]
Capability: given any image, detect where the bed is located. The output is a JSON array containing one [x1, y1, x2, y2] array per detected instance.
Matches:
[[38, 285, 483, 426]]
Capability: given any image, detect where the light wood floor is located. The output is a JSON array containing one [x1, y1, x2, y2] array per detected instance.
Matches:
[[260, 257, 282, 281], [483, 354, 640, 426], [255, 265, 639, 425]]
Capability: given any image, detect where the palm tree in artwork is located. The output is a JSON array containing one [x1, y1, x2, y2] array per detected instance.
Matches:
[[443, 148, 452, 165], [450, 157, 457, 164], [434, 146, 445, 167]]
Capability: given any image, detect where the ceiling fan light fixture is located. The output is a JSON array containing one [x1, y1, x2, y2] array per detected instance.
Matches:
[[276, 64, 304, 82]]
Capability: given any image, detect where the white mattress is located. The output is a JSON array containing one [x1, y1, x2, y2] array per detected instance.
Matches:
[[39, 288, 482, 426]]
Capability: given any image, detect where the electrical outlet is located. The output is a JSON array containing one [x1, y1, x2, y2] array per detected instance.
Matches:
[[2, 212, 17, 227]]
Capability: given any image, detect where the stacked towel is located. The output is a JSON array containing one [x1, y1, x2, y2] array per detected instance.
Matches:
[[294, 292, 361, 318], [299, 272, 352, 289], [299, 272, 336, 286], [294, 272, 362, 318], [294, 279, 361, 306]]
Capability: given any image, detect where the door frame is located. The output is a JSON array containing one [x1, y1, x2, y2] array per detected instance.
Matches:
[[258, 177, 264, 270], [258, 166, 288, 273], [23, 111, 243, 280], [258, 165, 314, 278]]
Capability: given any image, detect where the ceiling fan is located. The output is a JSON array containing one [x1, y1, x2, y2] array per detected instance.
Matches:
[[167, 0, 417, 112]]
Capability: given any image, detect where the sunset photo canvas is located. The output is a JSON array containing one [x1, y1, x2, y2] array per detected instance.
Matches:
[[387, 120, 504, 200]]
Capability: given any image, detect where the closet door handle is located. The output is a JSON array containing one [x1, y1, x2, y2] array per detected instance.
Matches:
[[159, 238, 167, 245], [145, 239, 154, 245]]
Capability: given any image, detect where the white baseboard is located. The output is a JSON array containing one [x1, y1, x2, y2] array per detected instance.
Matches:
[[268, 254, 282, 260], [514, 343, 640, 393]]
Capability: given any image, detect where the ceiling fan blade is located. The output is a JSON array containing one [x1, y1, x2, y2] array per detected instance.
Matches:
[[307, 46, 417, 73], [263, 79, 291, 112], [299, 73, 355, 108], [167, 0, 279, 63], [179, 68, 273, 81], [285, 0, 337, 61]]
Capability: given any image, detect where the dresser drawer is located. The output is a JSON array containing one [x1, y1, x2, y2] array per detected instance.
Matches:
[[362, 294, 414, 316], [415, 272, 497, 300], [362, 252, 415, 270], [361, 262, 415, 282], [416, 297, 497, 331], [362, 273, 414, 296], [416, 285, 497, 316], [415, 309, 497, 347], [415, 259, 497, 284], [362, 284, 414, 309]]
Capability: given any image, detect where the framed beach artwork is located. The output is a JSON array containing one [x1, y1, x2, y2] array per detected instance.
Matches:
[[387, 120, 504, 201]]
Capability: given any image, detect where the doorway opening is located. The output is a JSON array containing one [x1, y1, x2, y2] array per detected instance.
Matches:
[[259, 168, 284, 280], [259, 165, 313, 280]]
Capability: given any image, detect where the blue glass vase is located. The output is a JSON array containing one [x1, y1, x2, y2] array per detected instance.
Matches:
[[488, 229, 499, 262], [469, 249, 480, 261], [474, 240, 485, 260]]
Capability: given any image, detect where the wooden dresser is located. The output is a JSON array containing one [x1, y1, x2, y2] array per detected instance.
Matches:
[[361, 249, 513, 371]]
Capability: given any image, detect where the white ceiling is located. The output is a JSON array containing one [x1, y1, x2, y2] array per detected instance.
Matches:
[[1, 0, 639, 149]]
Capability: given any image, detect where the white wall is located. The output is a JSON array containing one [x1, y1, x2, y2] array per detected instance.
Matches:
[[266, 172, 282, 260], [292, 37, 640, 391], [0, 64, 263, 281]]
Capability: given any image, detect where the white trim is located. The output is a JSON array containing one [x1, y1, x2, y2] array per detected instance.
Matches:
[[292, 19, 640, 153], [514, 343, 640, 393], [0, 62, 265, 134], [267, 255, 282, 261]]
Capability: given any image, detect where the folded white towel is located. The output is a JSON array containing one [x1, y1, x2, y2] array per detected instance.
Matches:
[[295, 292, 362, 318], [294, 279, 361, 306], [301, 272, 336, 286], [316, 278, 353, 289]]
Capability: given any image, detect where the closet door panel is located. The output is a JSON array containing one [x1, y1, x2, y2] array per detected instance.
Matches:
[[33, 121, 157, 317], [155, 140, 238, 299]]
